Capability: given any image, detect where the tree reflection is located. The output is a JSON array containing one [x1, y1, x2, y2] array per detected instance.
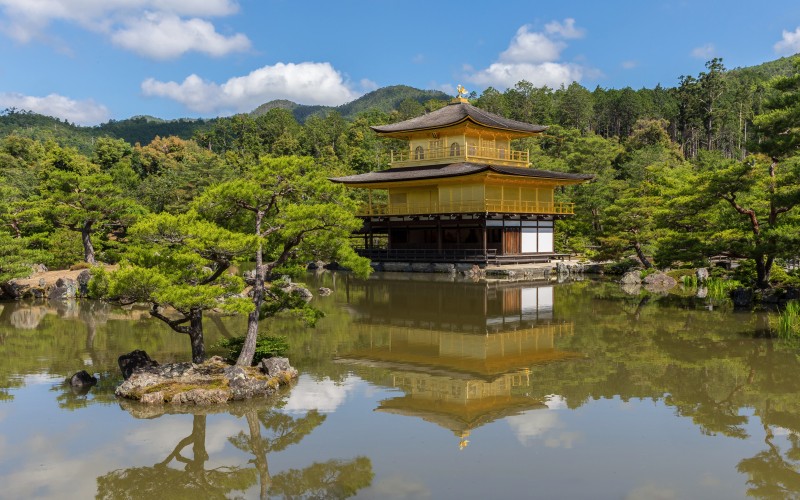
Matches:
[[737, 403, 800, 499], [228, 407, 373, 499], [96, 415, 256, 499], [268, 457, 374, 499], [96, 406, 373, 499]]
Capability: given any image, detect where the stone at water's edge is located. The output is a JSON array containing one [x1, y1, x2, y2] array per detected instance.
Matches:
[[68, 370, 97, 388], [620, 270, 642, 285], [115, 354, 299, 405], [118, 350, 159, 380], [643, 272, 677, 292], [731, 287, 754, 308], [260, 357, 296, 378], [77, 270, 92, 296], [696, 268, 709, 283]]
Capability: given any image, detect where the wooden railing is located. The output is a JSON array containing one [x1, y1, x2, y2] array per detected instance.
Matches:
[[358, 200, 574, 216], [357, 248, 498, 263], [390, 146, 529, 167]]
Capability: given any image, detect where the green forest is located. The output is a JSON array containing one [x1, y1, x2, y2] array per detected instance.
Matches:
[[2, 55, 800, 299]]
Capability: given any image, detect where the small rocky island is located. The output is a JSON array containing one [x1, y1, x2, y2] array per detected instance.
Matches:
[[115, 350, 298, 405]]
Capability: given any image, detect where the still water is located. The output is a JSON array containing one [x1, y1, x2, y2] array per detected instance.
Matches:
[[1, 273, 799, 499]]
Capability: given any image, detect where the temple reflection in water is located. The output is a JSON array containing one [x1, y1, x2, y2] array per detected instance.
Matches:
[[338, 276, 580, 448]]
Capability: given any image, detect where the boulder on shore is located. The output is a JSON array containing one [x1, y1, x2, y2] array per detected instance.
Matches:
[[731, 287, 754, 308], [620, 270, 642, 285], [115, 352, 298, 405], [643, 272, 677, 293], [118, 350, 159, 380]]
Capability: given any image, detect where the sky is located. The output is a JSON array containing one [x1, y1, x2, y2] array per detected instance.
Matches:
[[1, 0, 799, 126]]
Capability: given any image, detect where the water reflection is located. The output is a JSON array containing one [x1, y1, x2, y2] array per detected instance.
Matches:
[[96, 414, 256, 499], [5, 276, 800, 498], [338, 278, 579, 449], [98, 402, 373, 499]]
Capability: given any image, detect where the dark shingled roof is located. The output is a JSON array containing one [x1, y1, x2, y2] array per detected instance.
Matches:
[[330, 163, 593, 185], [371, 102, 547, 135]]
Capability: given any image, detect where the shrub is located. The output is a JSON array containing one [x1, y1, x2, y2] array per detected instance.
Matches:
[[770, 265, 800, 287], [87, 267, 110, 299], [31, 228, 84, 270], [706, 277, 742, 300], [214, 334, 289, 366], [604, 258, 640, 275], [775, 301, 800, 339]]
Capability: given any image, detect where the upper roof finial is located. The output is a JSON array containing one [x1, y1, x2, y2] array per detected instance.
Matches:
[[453, 84, 469, 104]]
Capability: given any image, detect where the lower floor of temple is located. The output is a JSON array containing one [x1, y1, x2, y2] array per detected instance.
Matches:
[[354, 213, 568, 264]]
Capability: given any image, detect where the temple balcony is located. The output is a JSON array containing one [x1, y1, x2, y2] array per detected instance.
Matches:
[[357, 200, 574, 216], [390, 145, 529, 168]]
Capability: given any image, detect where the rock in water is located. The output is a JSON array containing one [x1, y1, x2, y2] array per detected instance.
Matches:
[[620, 270, 642, 285], [731, 287, 754, 308], [643, 272, 677, 292], [260, 357, 294, 377], [118, 350, 159, 380], [68, 370, 97, 388], [696, 268, 709, 283]]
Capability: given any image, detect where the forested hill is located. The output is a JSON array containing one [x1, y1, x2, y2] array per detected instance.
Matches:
[[0, 85, 451, 152], [250, 85, 452, 122], [0, 109, 213, 154], [1, 55, 798, 155]]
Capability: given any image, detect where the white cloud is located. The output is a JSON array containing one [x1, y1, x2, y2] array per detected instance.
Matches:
[[466, 20, 589, 90], [0, 92, 110, 125], [111, 12, 250, 59], [499, 25, 565, 64], [775, 27, 800, 55], [469, 62, 584, 90], [545, 18, 585, 39], [0, 0, 248, 59], [621, 60, 638, 69], [360, 79, 379, 91], [506, 407, 582, 449], [283, 375, 361, 413], [142, 62, 360, 114], [691, 43, 716, 59]]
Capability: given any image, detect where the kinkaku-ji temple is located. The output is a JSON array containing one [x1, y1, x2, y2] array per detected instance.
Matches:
[[336, 276, 579, 449], [331, 87, 593, 265]]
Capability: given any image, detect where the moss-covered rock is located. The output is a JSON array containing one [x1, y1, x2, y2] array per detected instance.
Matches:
[[115, 354, 298, 405]]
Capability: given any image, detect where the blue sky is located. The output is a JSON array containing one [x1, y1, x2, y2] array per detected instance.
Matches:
[[1, 0, 799, 125]]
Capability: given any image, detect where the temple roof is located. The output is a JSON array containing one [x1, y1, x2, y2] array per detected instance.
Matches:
[[330, 162, 594, 185], [371, 101, 547, 136]]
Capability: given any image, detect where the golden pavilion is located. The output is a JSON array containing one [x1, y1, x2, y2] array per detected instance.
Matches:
[[331, 89, 592, 265]]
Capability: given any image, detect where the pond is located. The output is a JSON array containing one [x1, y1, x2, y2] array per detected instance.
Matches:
[[1, 273, 799, 499]]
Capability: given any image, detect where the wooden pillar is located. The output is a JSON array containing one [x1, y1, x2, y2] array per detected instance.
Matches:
[[437, 217, 442, 254], [481, 219, 487, 258]]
